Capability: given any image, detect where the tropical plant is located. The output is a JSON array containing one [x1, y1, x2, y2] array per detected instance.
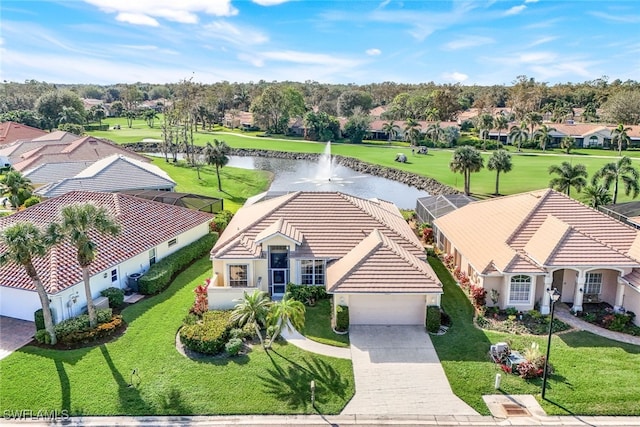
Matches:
[[266, 293, 305, 348], [0, 171, 33, 209], [548, 161, 588, 197], [203, 139, 230, 191], [611, 123, 632, 155], [57, 106, 84, 125], [487, 149, 513, 195], [47, 203, 121, 328], [533, 124, 557, 151], [343, 107, 372, 143], [381, 121, 400, 143], [449, 146, 484, 196], [0, 222, 57, 344], [425, 122, 444, 144], [143, 109, 159, 128], [494, 114, 509, 145], [231, 290, 272, 349], [524, 111, 543, 136], [476, 113, 494, 150], [508, 123, 528, 152], [190, 278, 210, 317], [403, 118, 422, 146], [591, 156, 640, 204], [582, 185, 612, 208], [124, 109, 137, 128], [560, 136, 575, 154], [89, 105, 106, 126]]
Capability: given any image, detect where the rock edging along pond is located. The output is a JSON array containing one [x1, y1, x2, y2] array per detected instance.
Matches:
[[125, 142, 460, 196]]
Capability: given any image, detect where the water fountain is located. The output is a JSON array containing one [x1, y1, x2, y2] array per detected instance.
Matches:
[[315, 141, 335, 181]]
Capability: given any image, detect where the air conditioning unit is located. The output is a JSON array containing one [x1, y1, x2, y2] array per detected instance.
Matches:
[[94, 296, 110, 310]]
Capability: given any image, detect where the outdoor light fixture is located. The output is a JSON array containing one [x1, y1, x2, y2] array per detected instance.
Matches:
[[542, 288, 561, 399]]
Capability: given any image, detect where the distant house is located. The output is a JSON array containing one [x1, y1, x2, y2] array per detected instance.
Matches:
[[434, 189, 640, 324], [209, 192, 442, 326], [30, 154, 176, 198], [0, 131, 82, 167], [0, 122, 47, 146], [12, 136, 150, 172], [0, 191, 213, 323]]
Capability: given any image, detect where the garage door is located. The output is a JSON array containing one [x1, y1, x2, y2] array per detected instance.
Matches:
[[349, 294, 426, 325]]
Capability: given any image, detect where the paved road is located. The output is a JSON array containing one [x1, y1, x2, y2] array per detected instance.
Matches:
[[341, 325, 477, 416]]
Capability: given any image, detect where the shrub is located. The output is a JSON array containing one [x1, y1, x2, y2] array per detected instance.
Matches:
[[470, 285, 487, 308], [189, 278, 210, 316], [287, 284, 327, 305], [22, 196, 41, 208], [211, 210, 234, 233], [608, 313, 632, 331], [505, 307, 519, 316], [183, 313, 199, 325], [59, 315, 123, 344], [139, 233, 218, 295], [54, 308, 113, 341], [229, 328, 249, 340], [517, 360, 542, 379], [180, 310, 233, 355], [443, 254, 455, 270], [426, 305, 441, 333], [34, 308, 54, 331], [335, 305, 349, 332], [35, 329, 51, 344], [225, 338, 243, 356], [100, 287, 124, 309]]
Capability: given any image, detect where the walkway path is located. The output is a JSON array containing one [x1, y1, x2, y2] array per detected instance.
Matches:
[[280, 325, 351, 359], [555, 303, 640, 345], [0, 316, 35, 361]]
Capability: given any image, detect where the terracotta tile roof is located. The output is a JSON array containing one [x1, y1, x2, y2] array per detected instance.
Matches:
[[255, 218, 303, 245], [435, 189, 640, 275], [622, 268, 640, 291], [0, 122, 47, 145], [0, 191, 213, 294], [12, 137, 149, 171], [327, 229, 441, 293], [212, 192, 425, 260]]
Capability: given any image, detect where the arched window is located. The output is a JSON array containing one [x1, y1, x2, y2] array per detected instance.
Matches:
[[509, 275, 531, 304]]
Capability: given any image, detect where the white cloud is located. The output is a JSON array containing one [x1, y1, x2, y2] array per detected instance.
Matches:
[[528, 36, 557, 47], [588, 11, 640, 24], [115, 13, 159, 26], [366, 48, 382, 56], [519, 51, 556, 63], [443, 71, 469, 82], [504, 5, 526, 16], [252, 0, 292, 5], [83, 0, 238, 26], [237, 53, 264, 67], [525, 0, 538, 3], [201, 21, 268, 45], [259, 50, 361, 68], [0, 38, 4, 46], [443, 36, 494, 50], [378, 0, 391, 8]]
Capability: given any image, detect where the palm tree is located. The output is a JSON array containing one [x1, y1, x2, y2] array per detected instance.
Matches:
[[47, 203, 121, 328], [560, 136, 575, 154], [476, 113, 494, 150], [533, 124, 557, 151], [57, 106, 83, 125], [487, 149, 513, 195], [203, 139, 231, 191], [582, 185, 612, 208], [0, 222, 57, 344], [449, 146, 484, 196], [508, 123, 528, 152], [425, 107, 440, 121], [266, 293, 305, 348], [403, 118, 422, 146], [591, 156, 640, 204], [611, 123, 632, 156], [425, 122, 443, 144], [548, 162, 588, 197], [494, 114, 509, 145], [524, 111, 543, 136], [381, 121, 399, 143], [0, 171, 33, 210], [231, 290, 272, 349]]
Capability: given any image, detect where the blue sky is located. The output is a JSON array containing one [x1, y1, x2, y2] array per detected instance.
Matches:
[[1, 0, 639, 86]]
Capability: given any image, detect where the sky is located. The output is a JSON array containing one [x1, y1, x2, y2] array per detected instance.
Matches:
[[1, 0, 639, 86]]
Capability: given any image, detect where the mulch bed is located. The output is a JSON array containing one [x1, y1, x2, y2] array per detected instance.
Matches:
[[28, 321, 128, 351]]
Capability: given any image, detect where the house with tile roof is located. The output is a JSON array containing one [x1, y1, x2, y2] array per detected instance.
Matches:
[[0, 131, 82, 167], [209, 191, 442, 325], [0, 122, 47, 146], [434, 189, 640, 324], [12, 136, 150, 172], [0, 191, 213, 323], [30, 154, 176, 198]]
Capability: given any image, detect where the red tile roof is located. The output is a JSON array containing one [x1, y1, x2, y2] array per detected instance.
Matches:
[[0, 122, 47, 145], [0, 191, 213, 294]]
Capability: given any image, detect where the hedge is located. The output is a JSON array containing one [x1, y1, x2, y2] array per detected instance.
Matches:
[[100, 287, 124, 308], [84, 124, 110, 131], [34, 308, 55, 331], [138, 232, 218, 295], [287, 284, 327, 304], [180, 310, 233, 355], [54, 308, 119, 344], [336, 305, 349, 332], [426, 305, 441, 333]]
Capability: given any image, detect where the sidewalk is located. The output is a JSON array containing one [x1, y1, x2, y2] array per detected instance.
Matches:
[[280, 325, 351, 359], [554, 303, 640, 345]]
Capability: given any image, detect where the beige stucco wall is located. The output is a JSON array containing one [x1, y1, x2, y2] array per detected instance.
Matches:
[[623, 288, 640, 326], [480, 276, 503, 307]]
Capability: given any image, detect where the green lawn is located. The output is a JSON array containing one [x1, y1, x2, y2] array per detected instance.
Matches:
[[0, 256, 354, 415], [91, 118, 640, 203], [149, 158, 272, 213], [428, 255, 640, 416], [300, 299, 350, 348]]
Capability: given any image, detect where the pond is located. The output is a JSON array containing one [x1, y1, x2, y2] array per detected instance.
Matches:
[[226, 155, 429, 209]]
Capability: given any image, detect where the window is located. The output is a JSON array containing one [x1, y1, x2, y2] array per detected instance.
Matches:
[[229, 265, 249, 287], [300, 259, 325, 285], [584, 273, 602, 295], [509, 275, 531, 304], [168, 238, 177, 247], [111, 269, 118, 283], [149, 248, 156, 266]]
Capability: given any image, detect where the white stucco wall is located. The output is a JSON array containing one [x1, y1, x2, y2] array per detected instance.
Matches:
[[0, 287, 41, 321]]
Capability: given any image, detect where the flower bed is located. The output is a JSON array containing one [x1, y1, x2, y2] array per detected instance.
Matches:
[[576, 303, 640, 336], [478, 309, 570, 335]]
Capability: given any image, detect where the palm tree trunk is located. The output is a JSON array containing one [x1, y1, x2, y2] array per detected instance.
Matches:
[[215, 165, 222, 191], [495, 171, 500, 195], [82, 266, 97, 328], [254, 322, 265, 349], [465, 170, 470, 196], [613, 178, 619, 204], [267, 319, 284, 349], [32, 276, 57, 345]]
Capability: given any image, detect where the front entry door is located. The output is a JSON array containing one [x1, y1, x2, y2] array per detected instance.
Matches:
[[269, 247, 289, 297]]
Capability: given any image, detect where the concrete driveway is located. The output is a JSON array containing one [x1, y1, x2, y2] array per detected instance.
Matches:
[[0, 316, 35, 360], [342, 325, 478, 416]]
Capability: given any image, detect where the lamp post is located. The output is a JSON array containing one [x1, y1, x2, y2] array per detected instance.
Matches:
[[542, 288, 561, 399]]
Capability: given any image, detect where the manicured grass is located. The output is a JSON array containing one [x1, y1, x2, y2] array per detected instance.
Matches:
[[0, 256, 354, 415], [428, 255, 640, 416], [149, 158, 272, 213], [92, 120, 640, 203], [300, 299, 349, 348]]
